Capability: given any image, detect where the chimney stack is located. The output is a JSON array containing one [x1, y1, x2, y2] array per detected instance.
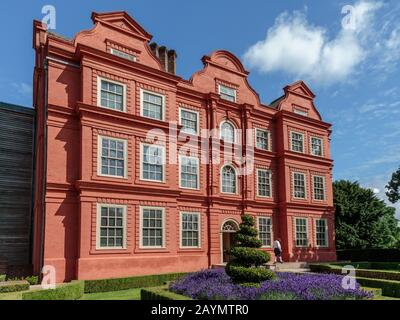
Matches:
[[149, 42, 177, 75]]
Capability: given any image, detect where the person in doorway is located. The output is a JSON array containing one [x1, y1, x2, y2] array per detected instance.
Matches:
[[273, 238, 283, 264]]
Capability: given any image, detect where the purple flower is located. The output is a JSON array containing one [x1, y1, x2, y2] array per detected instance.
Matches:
[[169, 269, 373, 300]]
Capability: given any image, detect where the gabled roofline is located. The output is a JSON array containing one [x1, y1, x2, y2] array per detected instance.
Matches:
[[91, 11, 153, 40]]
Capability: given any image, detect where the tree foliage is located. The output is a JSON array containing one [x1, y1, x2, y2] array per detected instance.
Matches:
[[334, 180, 400, 249], [225, 214, 275, 284], [386, 167, 400, 204]]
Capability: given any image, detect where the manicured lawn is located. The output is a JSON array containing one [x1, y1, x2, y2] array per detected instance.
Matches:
[[80, 288, 141, 300]]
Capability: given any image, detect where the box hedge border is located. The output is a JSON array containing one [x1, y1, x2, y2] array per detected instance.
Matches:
[[22, 281, 84, 300], [141, 286, 191, 300], [356, 278, 400, 298], [84, 272, 187, 293], [309, 264, 400, 298], [0, 280, 30, 293], [309, 264, 400, 281]]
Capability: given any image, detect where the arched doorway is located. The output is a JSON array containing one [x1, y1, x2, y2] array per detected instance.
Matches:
[[221, 219, 239, 264]]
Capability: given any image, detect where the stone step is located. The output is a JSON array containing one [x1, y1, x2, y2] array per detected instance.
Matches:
[[268, 262, 309, 270], [211, 264, 226, 269]]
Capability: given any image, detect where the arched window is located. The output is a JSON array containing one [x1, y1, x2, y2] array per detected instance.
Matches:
[[221, 165, 237, 194], [221, 220, 239, 232], [220, 121, 235, 143]]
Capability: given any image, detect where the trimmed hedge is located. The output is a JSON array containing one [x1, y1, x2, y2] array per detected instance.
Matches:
[[337, 249, 400, 262], [356, 278, 400, 298], [331, 262, 400, 271], [0, 280, 29, 293], [309, 263, 400, 281], [141, 286, 191, 300], [84, 273, 186, 294], [22, 281, 84, 300], [0, 275, 5, 282], [230, 247, 271, 266], [226, 263, 275, 283]]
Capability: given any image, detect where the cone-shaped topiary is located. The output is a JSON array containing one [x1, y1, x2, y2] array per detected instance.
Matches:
[[226, 214, 275, 284]]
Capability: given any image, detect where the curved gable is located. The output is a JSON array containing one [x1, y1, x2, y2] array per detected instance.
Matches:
[[276, 81, 322, 121], [73, 11, 162, 70], [190, 50, 260, 107]]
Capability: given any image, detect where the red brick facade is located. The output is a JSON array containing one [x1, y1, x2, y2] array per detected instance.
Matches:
[[32, 11, 335, 282]]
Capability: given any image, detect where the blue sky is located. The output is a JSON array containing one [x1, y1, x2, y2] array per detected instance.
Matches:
[[0, 0, 399, 217]]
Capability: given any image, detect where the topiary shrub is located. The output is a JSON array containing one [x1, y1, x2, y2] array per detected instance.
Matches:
[[226, 214, 275, 284]]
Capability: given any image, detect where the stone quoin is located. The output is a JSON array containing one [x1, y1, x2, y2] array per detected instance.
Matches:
[[32, 11, 336, 282]]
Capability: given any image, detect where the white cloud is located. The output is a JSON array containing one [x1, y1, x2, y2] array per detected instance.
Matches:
[[243, 1, 385, 85], [372, 187, 380, 194]]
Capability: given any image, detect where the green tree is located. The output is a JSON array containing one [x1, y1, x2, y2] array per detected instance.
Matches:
[[225, 214, 275, 285], [334, 180, 400, 249], [386, 167, 400, 204]]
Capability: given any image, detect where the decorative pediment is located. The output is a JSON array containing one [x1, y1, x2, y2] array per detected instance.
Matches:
[[202, 50, 249, 76], [91, 11, 152, 41], [284, 80, 315, 99]]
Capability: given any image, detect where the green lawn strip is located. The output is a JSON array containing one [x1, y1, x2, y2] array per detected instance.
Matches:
[[309, 264, 400, 281], [362, 287, 382, 297], [80, 288, 141, 300], [374, 295, 400, 300]]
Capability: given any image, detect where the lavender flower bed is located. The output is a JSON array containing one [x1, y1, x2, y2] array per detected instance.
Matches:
[[169, 269, 373, 300]]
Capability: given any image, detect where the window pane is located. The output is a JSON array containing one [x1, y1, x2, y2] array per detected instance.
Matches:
[[257, 170, 271, 197], [291, 132, 304, 152], [180, 157, 199, 189], [100, 80, 124, 111], [142, 92, 163, 120], [293, 173, 306, 199], [142, 208, 164, 247], [219, 85, 236, 102], [295, 218, 308, 247], [221, 122, 235, 143], [142, 145, 164, 182], [98, 206, 125, 248], [221, 166, 236, 193], [100, 138, 125, 177], [180, 109, 198, 134], [256, 129, 269, 150], [181, 213, 200, 248], [258, 217, 272, 247]]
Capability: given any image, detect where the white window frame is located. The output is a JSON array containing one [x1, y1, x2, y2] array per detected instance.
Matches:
[[139, 206, 166, 249], [258, 216, 272, 248], [218, 84, 237, 102], [96, 204, 127, 250], [292, 172, 307, 199], [256, 168, 272, 198], [97, 76, 127, 112], [295, 217, 309, 248], [220, 164, 238, 195], [140, 88, 166, 121], [179, 107, 199, 135], [310, 136, 324, 157], [179, 155, 200, 190], [312, 175, 326, 201], [290, 131, 305, 153], [315, 218, 329, 248], [179, 212, 201, 249], [97, 135, 128, 179], [110, 48, 136, 62], [293, 108, 308, 117], [140, 143, 166, 183], [255, 128, 270, 151], [220, 120, 237, 144]]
